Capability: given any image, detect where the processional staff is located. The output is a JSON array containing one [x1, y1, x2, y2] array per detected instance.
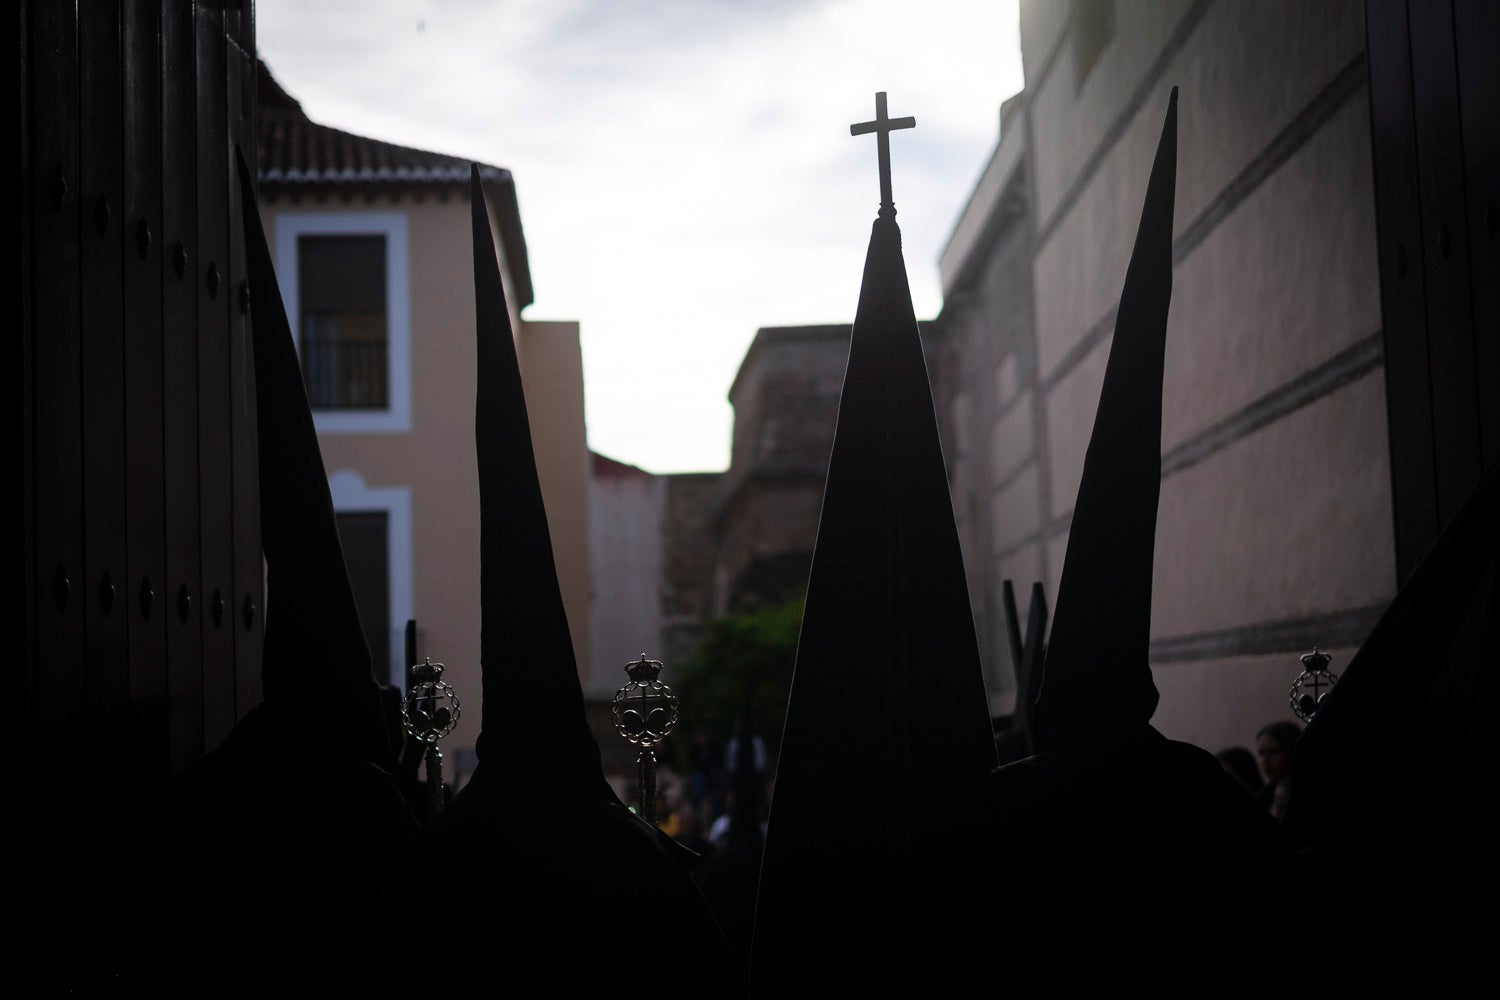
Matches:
[[612, 654, 679, 826], [1290, 647, 1338, 723], [403, 656, 460, 818]]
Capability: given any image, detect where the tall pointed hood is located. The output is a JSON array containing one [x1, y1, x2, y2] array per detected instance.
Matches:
[[1288, 459, 1498, 847], [406, 171, 730, 989], [236, 148, 391, 766], [1002, 580, 1026, 683], [752, 209, 996, 985], [1031, 89, 1178, 751], [1020, 582, 1048, 748], [469, 166, 609, 796], [1000, 580, 1050, 759]]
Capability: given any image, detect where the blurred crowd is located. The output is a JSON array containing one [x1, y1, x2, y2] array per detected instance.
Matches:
[[610, 726, 773, 856], [622, 720, 1307, 843]]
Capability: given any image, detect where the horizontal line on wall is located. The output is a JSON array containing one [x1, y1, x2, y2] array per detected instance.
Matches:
[[1149, 602, 1386, 663], [1033, 332, 1384, 551], [1041, 305, 1117, 393], [1160, 331, 1384, 476], [1034, 0, 1214, 252], [990, 455, 1038, 500], [993, 530, 1043, 565], [1026, 5, 1079, 106], [1040, 49, 1369, 393], [1172, 50, 1369, 266]]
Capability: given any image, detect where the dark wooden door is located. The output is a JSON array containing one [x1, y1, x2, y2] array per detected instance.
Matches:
[[1368, 0, 1499, 575], [1366, 0, 1497, 824], [23, 6, 261, 957]]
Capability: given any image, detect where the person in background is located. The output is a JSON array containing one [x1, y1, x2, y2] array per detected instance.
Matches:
[[686, 727, 720, 809], [724, 721, 766, 778], [1256, 720, 1302, 821]]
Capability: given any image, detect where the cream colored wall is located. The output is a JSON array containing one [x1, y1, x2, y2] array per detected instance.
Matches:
[[520, 319, 593, 688], [268, 194, 590, 773], [946, 0, 1395, 752]]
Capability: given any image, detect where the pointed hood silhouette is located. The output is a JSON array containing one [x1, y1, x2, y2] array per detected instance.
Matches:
[[149, 150, 418, 990], [464, 165, 610, 796], [1019, 582, 1049, 745], [237, 148, 392, 768], [1002, 580, 1026, 682], [928, 91, 1287, 954], [409, 168, 728, 988], [1030, 87, 1177, 751], [752, 206, 995, 989], [996, 580, 1048, 763], [1288, 459, 1498, 856], [697, 676, 768, 997]]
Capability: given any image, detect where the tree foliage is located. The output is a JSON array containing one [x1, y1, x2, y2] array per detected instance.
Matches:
[[672, 598, 804, 770]]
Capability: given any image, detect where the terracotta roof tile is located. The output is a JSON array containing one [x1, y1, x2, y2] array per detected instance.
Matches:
[[254, 60, 533, 307], [256, 60, 511, 188]]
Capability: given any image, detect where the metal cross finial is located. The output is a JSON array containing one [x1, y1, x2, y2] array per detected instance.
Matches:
[[403, 657, 460, 818], [850, 91, 916, 216]]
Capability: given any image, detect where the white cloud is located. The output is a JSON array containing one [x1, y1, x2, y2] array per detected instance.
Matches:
[[259, 0, 1023, 471]]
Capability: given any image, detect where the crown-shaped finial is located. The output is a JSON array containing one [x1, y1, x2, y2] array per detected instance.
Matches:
[[1299, 647, 1332, 672], [626, 654, 663, 684], [1290, 646, 1338, 723]]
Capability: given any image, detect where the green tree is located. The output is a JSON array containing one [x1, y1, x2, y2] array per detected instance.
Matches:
[[673, 598, 804, 771]]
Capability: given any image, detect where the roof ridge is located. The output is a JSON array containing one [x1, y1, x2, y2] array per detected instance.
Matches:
[[259, 116, 512, 183]]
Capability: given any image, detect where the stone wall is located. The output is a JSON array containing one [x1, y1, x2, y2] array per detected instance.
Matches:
[[932, 169, 1038, 717], [718, 325, 849, 612], [659, 472, 724, 666], [604, 327, 849, 676]]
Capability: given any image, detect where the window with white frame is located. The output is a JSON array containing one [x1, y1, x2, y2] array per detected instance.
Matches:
[[276, 212, 411, 433], [328, 470, 412, 687]]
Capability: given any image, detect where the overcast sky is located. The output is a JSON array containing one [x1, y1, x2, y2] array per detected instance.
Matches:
[[258, 0, 1024, 472]]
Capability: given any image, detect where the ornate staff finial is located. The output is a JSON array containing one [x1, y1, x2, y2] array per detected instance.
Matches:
[[402, 657, 461, 818], [611, 654, 679, 825], [1290, 647, 1338, 723], [850, 91, 916, 218]]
